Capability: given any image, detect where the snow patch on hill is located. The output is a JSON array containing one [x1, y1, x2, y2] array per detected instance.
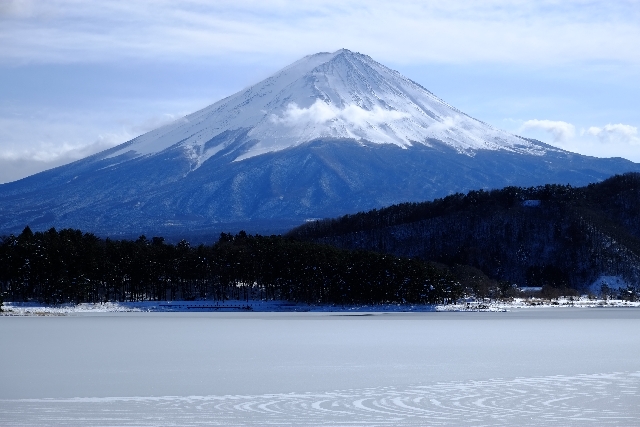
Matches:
[[590, 275, 630, 294]]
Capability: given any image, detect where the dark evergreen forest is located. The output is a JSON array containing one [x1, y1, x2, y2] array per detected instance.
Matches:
[[289, 173, 640, 297], [0, 229, 462, 305]]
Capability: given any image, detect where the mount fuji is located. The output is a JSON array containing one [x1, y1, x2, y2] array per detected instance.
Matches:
[[1, 49, 639, 237]]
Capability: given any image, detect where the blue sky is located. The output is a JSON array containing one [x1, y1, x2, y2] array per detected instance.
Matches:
[[1, 0, 639, 183]]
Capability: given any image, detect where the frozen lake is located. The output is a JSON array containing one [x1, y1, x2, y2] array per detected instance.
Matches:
[[1, 309, 640, 425]]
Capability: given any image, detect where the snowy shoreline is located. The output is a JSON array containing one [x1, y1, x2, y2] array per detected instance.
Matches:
[[2, 297, 639, 316]]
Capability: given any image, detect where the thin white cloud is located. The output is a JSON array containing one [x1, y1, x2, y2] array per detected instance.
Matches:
[[271, 101, 337, 125], [0, 141, 108, 163], [0, 140, 117, 184], [0, 111, 182, 162], [271, 99, 409, 127], [514, 119, 640, 162], [0, 108, 189, 183], [1, 1, 640, 66], [521, 119, 576, 142], [271, 101, 409, 128], [340, 104, 409, 126], [586, 123, 640, 145], [0, 133, 125, 184]]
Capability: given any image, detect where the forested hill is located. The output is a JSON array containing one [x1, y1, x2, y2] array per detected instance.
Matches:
[[288, 173, 640, 293]]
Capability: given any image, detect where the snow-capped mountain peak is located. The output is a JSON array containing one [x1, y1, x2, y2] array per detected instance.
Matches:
[[104, 49, 546, 167]]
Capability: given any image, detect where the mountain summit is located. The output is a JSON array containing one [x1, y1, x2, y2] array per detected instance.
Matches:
[[1, 49, 639, 236], [109, 49, 544, 164]]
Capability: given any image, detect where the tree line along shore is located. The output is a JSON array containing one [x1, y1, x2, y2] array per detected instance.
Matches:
[[0, 228, 465, 306]]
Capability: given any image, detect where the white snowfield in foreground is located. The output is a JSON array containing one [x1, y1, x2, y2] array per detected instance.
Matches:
[[3, 297, 639, 315]]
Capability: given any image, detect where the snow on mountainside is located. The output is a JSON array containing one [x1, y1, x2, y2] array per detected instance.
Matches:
[[1, 49, 639, 237], [106, 49, 546, 167]]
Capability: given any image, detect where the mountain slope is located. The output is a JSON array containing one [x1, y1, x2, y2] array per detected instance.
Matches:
[[80, 49, 548, 163], [1, 49, 639, 236]]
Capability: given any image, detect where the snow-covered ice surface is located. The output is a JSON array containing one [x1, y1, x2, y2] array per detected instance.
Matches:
[[1, 309, 640, 426], [2, 372, 639, 426]]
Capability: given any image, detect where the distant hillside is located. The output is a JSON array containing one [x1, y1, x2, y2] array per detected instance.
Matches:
[[288, 173, 640, 294]]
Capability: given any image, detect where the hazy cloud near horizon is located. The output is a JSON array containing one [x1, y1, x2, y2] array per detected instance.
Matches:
[[0, 108, 189, 183], [517, 119, 640, 161], [521, 120, 576, 143], [587, 124, 640, 146]]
